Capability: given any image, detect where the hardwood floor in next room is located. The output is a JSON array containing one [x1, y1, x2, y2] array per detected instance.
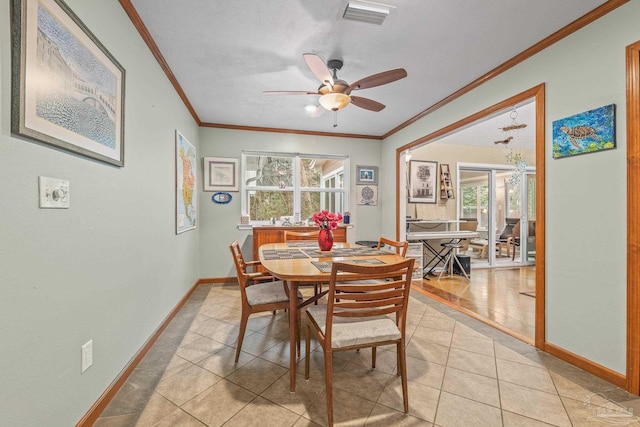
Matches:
[[412, 267, 535, 343]]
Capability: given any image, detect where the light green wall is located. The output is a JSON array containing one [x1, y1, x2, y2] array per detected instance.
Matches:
[[1, 1, 637, 424], [0, 1, 200, 425], [197, 128, 382, 279], [384, 1, 639, 374]]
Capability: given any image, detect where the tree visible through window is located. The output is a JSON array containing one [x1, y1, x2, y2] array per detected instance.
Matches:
[[242, 152, 347, 222], [461, 184, 488, 228]]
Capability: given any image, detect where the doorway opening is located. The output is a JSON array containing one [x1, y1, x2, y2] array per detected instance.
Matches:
[[396, 84, 545, 348]]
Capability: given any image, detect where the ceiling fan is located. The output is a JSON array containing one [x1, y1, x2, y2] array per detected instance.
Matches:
[[264, 53, 407, 114]]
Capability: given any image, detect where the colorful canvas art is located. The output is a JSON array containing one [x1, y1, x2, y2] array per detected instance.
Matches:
[[552, 104, 615, 159]]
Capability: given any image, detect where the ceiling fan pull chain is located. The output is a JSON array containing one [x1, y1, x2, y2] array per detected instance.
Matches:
[[333, 111, 338, 128]]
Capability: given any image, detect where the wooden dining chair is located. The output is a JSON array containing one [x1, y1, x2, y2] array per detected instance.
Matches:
[[305, 258, 415, 426], [229, 240, 302, 363], [457, 219, 478, 255], [346, 237, 407, 285], [497, 217, 519, 257], [377, 236, 408, 257], [283, 230, 323, 300], [509, 219, 522, 261]]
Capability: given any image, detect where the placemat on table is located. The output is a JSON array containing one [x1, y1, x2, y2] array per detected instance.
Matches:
[[302, 247, 388, 258], [311, 258, 385, 273], [286, 241, 317, 248], [261, 249, 308, 260]]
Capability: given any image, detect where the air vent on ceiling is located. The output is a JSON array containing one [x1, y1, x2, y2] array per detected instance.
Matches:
[[343, 1, 391, 25]]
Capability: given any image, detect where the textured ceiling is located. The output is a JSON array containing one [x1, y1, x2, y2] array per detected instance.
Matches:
[[128, 0, 608, 137], [433, 101, 536, 150]]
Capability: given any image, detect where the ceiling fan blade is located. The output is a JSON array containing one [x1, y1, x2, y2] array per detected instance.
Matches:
[[349, 68, 407, 91], [303, 53, 334, 86], [350, 96, 385, 112], [263, 90, 319, 95]]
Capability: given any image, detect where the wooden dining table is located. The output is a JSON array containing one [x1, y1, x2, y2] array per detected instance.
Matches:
[[258, 241, 407, 392]]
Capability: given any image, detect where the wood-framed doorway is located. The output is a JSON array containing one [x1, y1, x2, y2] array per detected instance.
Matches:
[[395, 83, 546, 349], [626, 40, 640, 394]]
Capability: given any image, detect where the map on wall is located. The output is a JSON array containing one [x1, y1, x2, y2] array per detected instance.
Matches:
[[176, 130, 197, 234]]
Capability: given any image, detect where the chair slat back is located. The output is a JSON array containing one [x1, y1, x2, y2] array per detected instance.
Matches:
[[458, 220, 478, 253], [325, 259, 414, 338], [377, 237, 408, 257], [229, 240, 250, 298], [459, 219, 478, 232]]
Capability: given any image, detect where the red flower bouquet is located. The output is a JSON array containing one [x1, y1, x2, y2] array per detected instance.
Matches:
[[311, 210, 343, 230]]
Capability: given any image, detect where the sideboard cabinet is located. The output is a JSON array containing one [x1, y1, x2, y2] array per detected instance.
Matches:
[[252, 225, 348, 261]]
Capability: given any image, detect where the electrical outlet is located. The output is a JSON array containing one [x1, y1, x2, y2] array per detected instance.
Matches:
[[39, 176, 70, 208], [81, 340, 93, 373]]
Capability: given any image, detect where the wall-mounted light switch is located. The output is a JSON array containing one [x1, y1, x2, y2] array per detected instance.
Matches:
[[39, 176, 69, 208], [81, 340, 93, 373]]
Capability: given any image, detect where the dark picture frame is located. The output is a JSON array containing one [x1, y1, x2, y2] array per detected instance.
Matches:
[[11, 0, 125, 166], [409, 160, 438, 203]]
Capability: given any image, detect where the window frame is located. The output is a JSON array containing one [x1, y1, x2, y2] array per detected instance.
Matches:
[[241, 150, 349, 224], [321, 167, 345, 214]]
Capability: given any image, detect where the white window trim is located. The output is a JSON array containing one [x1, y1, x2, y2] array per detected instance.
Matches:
[[321, 166, 345, 213], [241, 151, 349, 224]]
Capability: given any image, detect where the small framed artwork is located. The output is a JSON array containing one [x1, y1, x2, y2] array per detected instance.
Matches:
[[176, 131, 197, 234], [409, 160, 437, 203], [552, 104, 615, 159], [203, 157, 239, 192], [356, 165, 378, 185], [11, 0, 125, 166], [356, 185, 378, 206]]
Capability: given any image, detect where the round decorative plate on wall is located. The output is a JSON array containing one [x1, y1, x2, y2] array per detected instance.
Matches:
[[356, 185, 378, 205], [212, 192, 232, 204]]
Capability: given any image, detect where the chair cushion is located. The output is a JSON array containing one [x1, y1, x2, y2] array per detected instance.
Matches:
[[307, 305, 401, 349], [246, 281, 302, 306]]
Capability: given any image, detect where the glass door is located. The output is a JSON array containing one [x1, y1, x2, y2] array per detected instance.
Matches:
[[459, 170, 491, 267], [521, 172, 536, 263], [501, 170, 536, 265], [459, 164, 536, 267]]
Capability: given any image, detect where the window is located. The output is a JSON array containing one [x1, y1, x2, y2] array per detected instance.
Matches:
[[505, 180, 521, 218], [461, 183, 489, 229], [242, 151, 348, 223], [321, 168, 344, 215]]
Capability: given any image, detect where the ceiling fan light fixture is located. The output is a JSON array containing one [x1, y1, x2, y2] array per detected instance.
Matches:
[[343, 1, 391, 25], [319, 92, 351, 111]]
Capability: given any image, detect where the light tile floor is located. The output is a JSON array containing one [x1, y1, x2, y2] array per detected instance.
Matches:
[[95, 283, 640, 426]]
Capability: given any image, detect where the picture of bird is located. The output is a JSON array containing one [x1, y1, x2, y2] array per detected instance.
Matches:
[[494, 136, 513, 145]]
